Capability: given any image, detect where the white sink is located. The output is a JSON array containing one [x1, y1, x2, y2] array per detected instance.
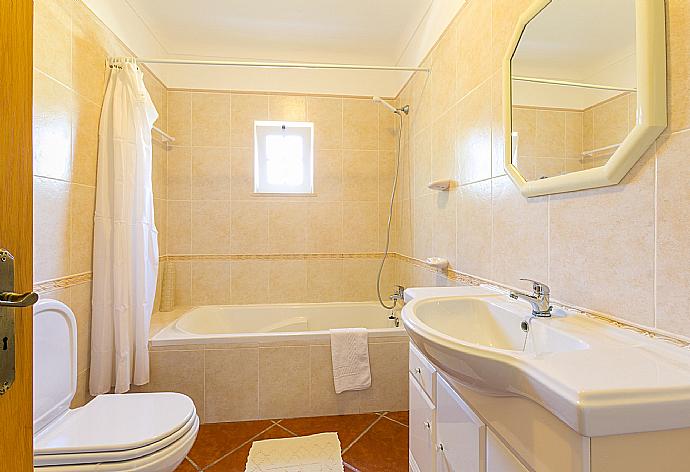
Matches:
[[402, 287, 690, 437]]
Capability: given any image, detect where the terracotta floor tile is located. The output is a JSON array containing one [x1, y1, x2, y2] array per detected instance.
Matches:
[[279, 413, 380, 449], [206, 425, 295, 471], [385, 410, 409, 426], [342, 417, 409, 471], [187, 420, 273, 469], [174, 457, 198, 471]]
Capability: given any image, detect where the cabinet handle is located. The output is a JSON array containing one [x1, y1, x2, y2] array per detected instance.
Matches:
[[437, 443, 445, 452], [424, 421, 431, 430], [414, 367, 422, 374]]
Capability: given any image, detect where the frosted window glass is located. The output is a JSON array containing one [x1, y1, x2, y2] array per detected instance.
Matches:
[[254, 121, 314, 194]]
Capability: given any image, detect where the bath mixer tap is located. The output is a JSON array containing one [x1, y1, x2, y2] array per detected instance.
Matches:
[[389, 285, 405, 304], [509, 279, 552, 317]]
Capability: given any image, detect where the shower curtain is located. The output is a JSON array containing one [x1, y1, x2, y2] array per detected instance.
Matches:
[[90, 61, 159, 395]]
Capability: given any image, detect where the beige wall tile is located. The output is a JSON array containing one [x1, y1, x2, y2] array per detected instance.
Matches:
[[306, 260, 344, 303], [269, 95, 306, 121], [167, 200, 191, 254], [167, 146, 192, 200], [491, 175, 548, 291], [70, 282, 92, 374], [431, 19, 458, 117], [205, 348, 259, 422], [191, 200, 231, 254], [549, 150, 656, 325], [360, 342, 409, 412], [379, 106, 399, 151], [307, 97, 343, 150], [33, 72, 73, 181], [456, 0, 492, 99], [191, 260, 231, 305], [667, 0, 690, 132], [69, 183, 95, 274], [343, 150, 378, 201], [167, 92, 192, 147], [71, 369, 93, 408], [343, 99, 378, 150], [457, 180, 492, 279], [305, 202, 343, 253], [534, 110, 565, 158], [457, 81, 492, 184], [173, 261, 192, 307], [71, 93, 100, 186], [313, 149, 343, 201], [342, 202, 379, 252], [565, 111, 583, 158], [342, 259, 382, 302], [491, 71, 507, 178], [258, 346, 310, 418], [231, 260, 270, 305], [191, 92, 231, 147], [231, 94, 269, 148], [34, 176, 71, 282], [71, 1, 108, 104], [268, 260, 308, 303], [231, 201, 269, 254], [131, 350, 205, 421], [34, 0, 72, 85], [230, 147, 255, 200], [592, 94, 629, 149], [491, 0, 534, 72], [432, 191, 457, 268], [268, 202, 307, 253], [309, 345, 360, 415], [655, 131, 690, 336], [431, 106, 458, 182], [412, 127, 432, 198], [412, 195, 434, 261], [191, 147, 231, 200]]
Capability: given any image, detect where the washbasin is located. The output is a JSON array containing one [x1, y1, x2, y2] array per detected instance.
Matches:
[[412, 296, 588, 353], [402, 287, 690, 437]]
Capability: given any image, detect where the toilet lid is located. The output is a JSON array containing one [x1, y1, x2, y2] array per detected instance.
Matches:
[[34, 392, 196, 456]]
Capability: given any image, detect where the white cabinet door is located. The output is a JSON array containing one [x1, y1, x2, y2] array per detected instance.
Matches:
[[410, 343, 437, 401], [436, 376, 485, 472], [410, 373, 436, 472], [486, 429, 529, 472]]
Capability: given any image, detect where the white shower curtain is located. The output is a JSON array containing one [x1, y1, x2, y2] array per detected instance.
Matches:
[[90, 61, 159, 395]]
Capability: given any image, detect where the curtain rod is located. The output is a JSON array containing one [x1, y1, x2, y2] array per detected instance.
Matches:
[[512, 75, 636, 93], [129, 57, 430, 72]]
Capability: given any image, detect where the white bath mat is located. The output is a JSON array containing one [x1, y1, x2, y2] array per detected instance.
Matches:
[[245, 432, 344, 472]]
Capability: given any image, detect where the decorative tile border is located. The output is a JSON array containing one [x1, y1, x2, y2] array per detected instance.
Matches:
[[34, 272, 92, 294], [165, 253, 387, 262]]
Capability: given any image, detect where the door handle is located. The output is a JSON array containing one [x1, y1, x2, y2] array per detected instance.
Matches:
[[0, 291, 38, 308]]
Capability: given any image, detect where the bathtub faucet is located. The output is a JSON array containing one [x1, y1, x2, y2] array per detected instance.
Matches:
[[389, 285, 405, 305]]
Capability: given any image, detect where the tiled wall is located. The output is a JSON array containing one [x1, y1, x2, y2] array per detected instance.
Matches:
[[512, 92, 637, 180], [132, 335, 409, 423], [394, 0, 690, 339], [33, 0, 169, 405], [165, 91, 399, 306]]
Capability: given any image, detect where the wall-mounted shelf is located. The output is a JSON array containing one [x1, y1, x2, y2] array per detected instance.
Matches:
[[427, 179, 455, 191]]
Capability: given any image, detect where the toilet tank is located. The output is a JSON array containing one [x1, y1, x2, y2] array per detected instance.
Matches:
[[33, 299, 78, 434]]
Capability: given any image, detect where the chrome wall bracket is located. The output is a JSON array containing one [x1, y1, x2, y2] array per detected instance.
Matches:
[[0, 249, 38, 396]]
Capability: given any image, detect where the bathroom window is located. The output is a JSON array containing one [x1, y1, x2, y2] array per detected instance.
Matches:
[[254, 121, 314, 194]]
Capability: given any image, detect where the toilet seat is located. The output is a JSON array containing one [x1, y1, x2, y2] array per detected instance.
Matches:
[[34, 415, 199, 471], [34, 393, 197, 466]]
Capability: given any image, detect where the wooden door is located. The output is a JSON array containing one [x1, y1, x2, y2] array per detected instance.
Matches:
[[0, 0, 34, 469]]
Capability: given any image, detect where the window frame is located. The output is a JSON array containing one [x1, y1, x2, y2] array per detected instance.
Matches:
[[253, 120, 315, 195]]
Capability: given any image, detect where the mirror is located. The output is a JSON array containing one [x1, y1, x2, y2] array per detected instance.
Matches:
[[503, 0, 666, 197]]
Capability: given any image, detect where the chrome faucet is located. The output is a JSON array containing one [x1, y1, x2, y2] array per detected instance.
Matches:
[[509, 279, 552, 317], [389, 285, 405, 304]]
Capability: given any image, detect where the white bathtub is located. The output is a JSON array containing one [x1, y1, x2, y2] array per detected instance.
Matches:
[[151, 301, 406, 347]]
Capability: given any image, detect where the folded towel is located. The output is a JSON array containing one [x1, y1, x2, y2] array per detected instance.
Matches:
[[245, 432, 344, 472], [329, 328, 371, 394]]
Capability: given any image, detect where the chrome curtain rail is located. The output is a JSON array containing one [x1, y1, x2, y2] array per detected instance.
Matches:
[[134, 57, 430, 72], [512, 75, 636, 92]]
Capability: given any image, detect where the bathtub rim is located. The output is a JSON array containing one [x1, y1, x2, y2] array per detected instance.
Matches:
[[150, 301, 407, 348]]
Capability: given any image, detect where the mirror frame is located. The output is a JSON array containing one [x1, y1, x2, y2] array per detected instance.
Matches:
[[503, 0, 667, 197]]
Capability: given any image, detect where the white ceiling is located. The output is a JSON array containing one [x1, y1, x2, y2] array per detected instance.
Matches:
[[83, 0, 464, 96]]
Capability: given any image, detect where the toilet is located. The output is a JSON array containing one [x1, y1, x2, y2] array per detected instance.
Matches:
[[33, 299, 199, 471]]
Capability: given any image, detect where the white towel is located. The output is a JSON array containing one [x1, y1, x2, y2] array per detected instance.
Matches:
[[329, 328, 371, 394], [245, 433, 344, 472]]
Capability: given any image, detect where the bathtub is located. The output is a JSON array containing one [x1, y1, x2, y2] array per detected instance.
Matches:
[[144, 302, 409, 423], [151, 301, 406, 346]]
